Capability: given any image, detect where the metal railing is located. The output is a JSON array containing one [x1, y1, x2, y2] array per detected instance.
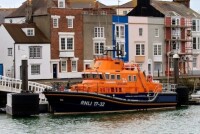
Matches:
[[0, 75, 52, 103]]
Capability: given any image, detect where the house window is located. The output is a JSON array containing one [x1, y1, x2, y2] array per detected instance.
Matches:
[[192, 19, 200, 32], [193, 57, 197, 68], [115, 25, 125, 38], [94, 42, 104, 55], [116, 42, 125, 57], [123, 11, 128, 15], [94, 27, 104, 38], [29, 46, 42, 59], [51, 15, 60, 28], [31, 64, 40, 75], [8, 48, 12, 56], [172, 41, 180, 50], [61, 60, 67, 72], [136, 44, 145, 55], [66, 16, 75, 28], [139, 28, 143, 36], [154, 62, 162, 72], [154, 44, 162, 55], [71, 60, 77, 72], [171, 18, 180, 26], [27, 28, 34, 36], [60, 37, 74, 50], [155, 28, 159, 37], [58, 0, 65, 8], [101, 11, 107, 15], [193, 37, 200, 50]]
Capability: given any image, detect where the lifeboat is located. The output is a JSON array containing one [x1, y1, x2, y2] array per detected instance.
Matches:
[[43, 50, 178, 114]]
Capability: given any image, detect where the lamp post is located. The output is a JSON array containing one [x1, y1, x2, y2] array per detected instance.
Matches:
[[173, 53, 180, 84]]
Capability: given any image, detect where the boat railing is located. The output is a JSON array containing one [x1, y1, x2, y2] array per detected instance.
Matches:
[[162, 83, 177, 92]]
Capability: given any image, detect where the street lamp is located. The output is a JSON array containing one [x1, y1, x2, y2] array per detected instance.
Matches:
[[173, 53, 180, 84]]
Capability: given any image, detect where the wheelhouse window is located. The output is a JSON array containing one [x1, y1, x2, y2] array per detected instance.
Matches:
[[136, 44, 145, 55], [29, 46, 42, 59], [105, 74, 110, 80], [128, 75, 132, 81], [111, 74, 115, 80], [115, 25, 125, 38], [31, 64, 40, 75], [82, 73, 103, 79], [116, 74, 121, 80]]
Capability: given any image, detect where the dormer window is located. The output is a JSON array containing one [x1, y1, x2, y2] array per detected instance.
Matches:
[[58, 0, 65, 8], [22, 28, 35, 36], [27, 28, 34, 36]]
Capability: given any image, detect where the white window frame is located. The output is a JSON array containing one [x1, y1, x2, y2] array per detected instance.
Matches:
[[94, 41, 105, 55], [153, 44, 162, 56], [115, 25, 125, 38], [192, 19, 200, 32], [155, 28, 159, 37], [193, 57, 197, 68], [31, 64, 40, 75], [61, 60, 67, 72], [71, 59, 78, 72], [136, 44, 145, 56], [8, 48, 12, 56], [27, 28, 34, 36], [58, 0, 65, 8], [154, 62, 162, 72], [139, 28, 143, 36], [115, 42, 125, 57], [59, 32, 75, 51], [171, 18, 180, 26], [29, 46, 42, 59], [51, 15, 60, 28], [66, 16, 75, 28], [193, 37, 200, 50], [94, 27, 104, 38]]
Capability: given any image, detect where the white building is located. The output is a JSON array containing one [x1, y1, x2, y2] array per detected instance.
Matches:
[[0, 23, 52, 80]]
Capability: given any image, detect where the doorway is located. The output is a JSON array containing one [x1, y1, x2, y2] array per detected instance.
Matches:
[[53, 64, 57, 78]]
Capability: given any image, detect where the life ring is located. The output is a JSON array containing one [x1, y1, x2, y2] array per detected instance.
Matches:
[[147, 75, 152, 82]]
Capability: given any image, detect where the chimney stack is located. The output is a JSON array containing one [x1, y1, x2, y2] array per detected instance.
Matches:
[[25, 0, 33, 23], [173, 0, 190, 8]]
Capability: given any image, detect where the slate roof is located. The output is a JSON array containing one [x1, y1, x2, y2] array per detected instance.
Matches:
[[152, 1, 200, 18], [0, 8, 16, 23], [3, 23, 50, 44], [6, 0, 109, 18]]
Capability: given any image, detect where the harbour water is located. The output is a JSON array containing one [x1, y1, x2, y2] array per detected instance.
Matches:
[[0, 105, 200, 134]]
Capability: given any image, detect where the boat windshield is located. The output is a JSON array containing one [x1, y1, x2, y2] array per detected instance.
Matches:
[[82, 73, 104, 80]]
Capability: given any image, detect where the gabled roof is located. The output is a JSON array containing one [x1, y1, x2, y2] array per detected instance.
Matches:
[[152, 1, 200, 18], [0, 8, 16, 23], [119, 1, 134, 8], [127, 1, 200, 18], [3, 23, 50, 44], [6, 0, 109, 18]]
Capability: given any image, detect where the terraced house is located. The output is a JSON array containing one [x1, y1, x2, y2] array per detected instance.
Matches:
[[2, 0, 115, 79], [127, 0, 200, 76]]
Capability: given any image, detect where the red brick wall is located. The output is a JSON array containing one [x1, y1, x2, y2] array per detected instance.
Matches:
[[49, 8, 84, 72]]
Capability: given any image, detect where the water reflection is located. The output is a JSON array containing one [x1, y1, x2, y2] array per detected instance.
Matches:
[[1, 106, 200, 134]]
